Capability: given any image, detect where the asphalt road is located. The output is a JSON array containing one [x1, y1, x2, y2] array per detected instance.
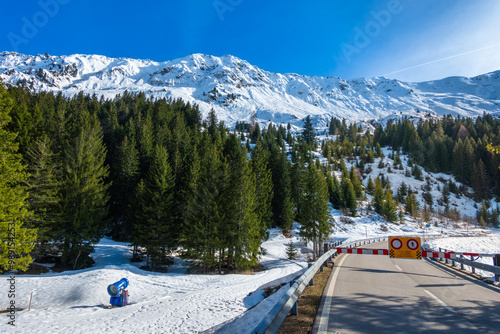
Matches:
[[312, 242, 500, 334]]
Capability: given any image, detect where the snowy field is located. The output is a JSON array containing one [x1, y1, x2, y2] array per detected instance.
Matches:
[[1, 229, 309, 334]]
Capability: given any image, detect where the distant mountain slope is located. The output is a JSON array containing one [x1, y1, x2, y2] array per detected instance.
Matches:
[[1, 51, 500, 127]]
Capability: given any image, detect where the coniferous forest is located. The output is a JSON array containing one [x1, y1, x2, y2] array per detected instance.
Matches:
[[1, 83, 499, 274]]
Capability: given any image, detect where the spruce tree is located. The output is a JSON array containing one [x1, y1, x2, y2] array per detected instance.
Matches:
[[111, 135, 140, 241], [341, 177, 357, 216], [271, 149, 294, 230], [302, 116, 316, 148], [286, 241, 298, 260], [366, 176, 374, 195], [397, 182, 408, 203], [327, 173, 343, 208], [350, 167, 363, 199], [221, 134, 261, 271], [382, 188, 398, 222], [405, 190, 420, 217], [373, 178, 384, 213], [25, 136, 62, 254], [59, 107, 110, 268], [184, 142, 224, 273], [299, 164, 330, 258], [0, 85, 37, 272], [135, 145, 175, 270], [251, 140, 273, 238]]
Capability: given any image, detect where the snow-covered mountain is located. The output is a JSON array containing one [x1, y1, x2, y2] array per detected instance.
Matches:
[[1, 51, 500, 127]]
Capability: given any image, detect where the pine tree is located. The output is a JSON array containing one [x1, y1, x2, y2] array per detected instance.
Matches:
[[299, 164, 330, 258], [25, 136, 62, 254], [59, 106, 110, 268], [251, 140, 273, 238], [135, 145, 176, 270], [366, 176, 374, 195], [373, 178, 384, 213], [286, 241, 298, 260], [405, 190, 420, 217], [350, 167, 363, 199], [382, 188, 398, 222], [302, 116, 316, 148], [0, 84, 37, 272], [341, 177, 357, 216]]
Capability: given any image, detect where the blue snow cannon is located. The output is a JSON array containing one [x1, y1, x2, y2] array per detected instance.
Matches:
[[107, 278, 129, 307]]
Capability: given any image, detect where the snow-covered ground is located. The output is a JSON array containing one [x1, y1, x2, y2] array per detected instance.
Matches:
[[3, 218, 499, 333], [2, 220, 499, 333], [0, 229, 308, 334], [425, 236, 500, 278]]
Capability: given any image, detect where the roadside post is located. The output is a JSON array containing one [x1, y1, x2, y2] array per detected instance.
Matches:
[[494, 254, 500, 282]]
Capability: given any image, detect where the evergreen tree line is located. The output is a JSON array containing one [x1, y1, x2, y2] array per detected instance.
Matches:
[[375, 116, 500, 199], [1, 86, 333, 272], [326, 115, 500, 200], [1, 85, 276, 272]]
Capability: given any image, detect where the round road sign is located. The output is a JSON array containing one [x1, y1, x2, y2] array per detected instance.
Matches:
[[407, 239, 419, 250], [391, 238, 402, 250]]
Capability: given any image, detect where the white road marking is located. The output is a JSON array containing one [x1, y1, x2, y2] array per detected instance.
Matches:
[[317, 254, 349, 333], [424, 289, 457, 313], [395, 265, 403, 271]]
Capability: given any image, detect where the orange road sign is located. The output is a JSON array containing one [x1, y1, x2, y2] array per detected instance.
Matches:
[[389, 237, 421, 259]]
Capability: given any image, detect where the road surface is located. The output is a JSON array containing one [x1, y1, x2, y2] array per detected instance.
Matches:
[[312, 242, 500, 333]]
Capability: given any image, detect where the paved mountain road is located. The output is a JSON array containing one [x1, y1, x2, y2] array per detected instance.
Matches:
[[312, 242, 500, 333]]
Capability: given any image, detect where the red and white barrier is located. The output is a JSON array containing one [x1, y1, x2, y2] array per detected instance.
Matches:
[[422, 251, 456, 259], [336, 248, 470, 259], [336, 248, 389, 256]]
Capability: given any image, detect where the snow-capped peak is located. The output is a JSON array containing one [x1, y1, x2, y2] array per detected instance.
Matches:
[[1, 51, 500, 127]]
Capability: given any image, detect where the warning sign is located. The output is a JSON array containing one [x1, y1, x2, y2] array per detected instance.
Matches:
[[389, 237, 421, 259]]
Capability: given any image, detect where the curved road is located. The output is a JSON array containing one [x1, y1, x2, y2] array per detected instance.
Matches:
[[313, 242, 500, 333]]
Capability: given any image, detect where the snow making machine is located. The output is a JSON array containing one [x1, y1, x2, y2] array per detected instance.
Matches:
[[107, 278, 129, 307]]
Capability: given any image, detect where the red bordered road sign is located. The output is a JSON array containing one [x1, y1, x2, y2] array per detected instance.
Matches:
[[391, 238, 403, 250], [407, 238, 419, 250]]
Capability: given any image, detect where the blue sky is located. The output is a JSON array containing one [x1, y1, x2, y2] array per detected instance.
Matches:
[[1, 0, 499, 82]]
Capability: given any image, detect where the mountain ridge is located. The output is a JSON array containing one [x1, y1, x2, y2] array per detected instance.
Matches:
[[1, 51, 499, 127]]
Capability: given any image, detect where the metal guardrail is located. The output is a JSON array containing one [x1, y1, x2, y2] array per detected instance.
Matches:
[[452, 256, 500, 277], [253, 248, 337, 334], [252, 234, 440, 334], [251, 233, 484, 334], [425, 246, 500, 281]]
